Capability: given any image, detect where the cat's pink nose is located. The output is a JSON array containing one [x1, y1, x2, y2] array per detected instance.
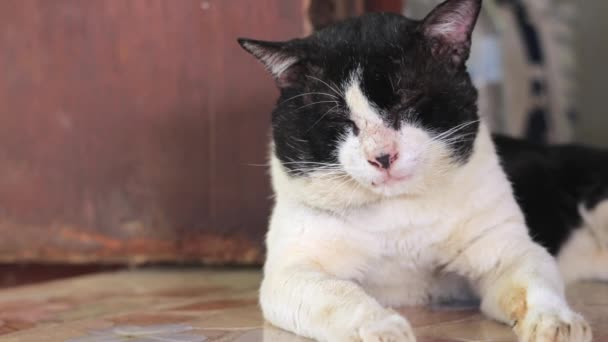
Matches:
[[367, 153, 398, 170]]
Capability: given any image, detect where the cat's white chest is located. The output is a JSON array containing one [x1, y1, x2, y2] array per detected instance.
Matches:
[[342, 198, 467, 305], [345, 196, 458, 252]]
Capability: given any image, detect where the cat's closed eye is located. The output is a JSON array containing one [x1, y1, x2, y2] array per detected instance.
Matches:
[[403, 94, 432, 119]]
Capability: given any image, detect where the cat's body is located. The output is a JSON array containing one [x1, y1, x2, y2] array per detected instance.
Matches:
[[238, 1, 601, 341], [494, 135, 608, 283]]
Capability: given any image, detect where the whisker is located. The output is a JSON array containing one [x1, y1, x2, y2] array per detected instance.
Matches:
[[280, 92, 338, 105], [294, 100, 339, 112], [305, 75, 345, 98], [432, 120, 480, 142], [280, 161, 343, 166], [306, 104, 340, 133], [341, 178, 361, 215], [423, 120, 480, 149]]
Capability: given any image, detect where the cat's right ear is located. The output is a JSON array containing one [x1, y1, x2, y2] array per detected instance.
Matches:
[[237, 38, 302, 88]]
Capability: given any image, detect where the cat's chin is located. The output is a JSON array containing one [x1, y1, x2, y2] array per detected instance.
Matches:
[[365, 178, 414, 198], [356, 171, 417, 197], [371, 174, 412, 187], [370, 186, 409, 198]]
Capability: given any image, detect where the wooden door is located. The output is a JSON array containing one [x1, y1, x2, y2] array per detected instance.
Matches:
[[0, 0, 306, 264]]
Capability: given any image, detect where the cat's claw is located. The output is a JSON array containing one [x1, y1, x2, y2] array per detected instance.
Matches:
[[515, 309, 592, 342], [358, 311, 416, 342]]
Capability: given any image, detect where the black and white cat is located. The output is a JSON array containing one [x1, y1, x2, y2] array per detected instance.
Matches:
[[238, 0, 605, 341]]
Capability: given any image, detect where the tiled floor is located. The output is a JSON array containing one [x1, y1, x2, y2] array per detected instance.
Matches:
[[0, 268, 605, 341]]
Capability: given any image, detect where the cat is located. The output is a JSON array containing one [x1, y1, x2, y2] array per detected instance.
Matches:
[[237, 0, 603, 340]]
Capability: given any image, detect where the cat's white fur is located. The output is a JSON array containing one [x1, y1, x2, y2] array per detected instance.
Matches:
[[260, 79, 592, 342], [558, 201, 608, 283]]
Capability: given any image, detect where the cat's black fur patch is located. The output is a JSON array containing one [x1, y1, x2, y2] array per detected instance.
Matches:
[[494, 134, 608, 255], [239, 10, 480, 175]]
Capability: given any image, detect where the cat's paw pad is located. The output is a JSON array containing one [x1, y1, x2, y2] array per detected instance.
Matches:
[[515, 309, 592, 342], [358, 312, 416, 342]]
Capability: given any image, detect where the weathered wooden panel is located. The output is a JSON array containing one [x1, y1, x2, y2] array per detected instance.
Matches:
[[366, 0, 403, 13], [308, 0, 364, 31], [0, 0, 305, 264]]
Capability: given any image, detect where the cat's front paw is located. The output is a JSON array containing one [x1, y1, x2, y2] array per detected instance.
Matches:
[[515, 308, 592, 342], [358, 311, 416, 342]]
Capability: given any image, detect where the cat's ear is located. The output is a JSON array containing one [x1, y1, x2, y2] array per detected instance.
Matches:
[[421, 0, 482, 65], [237, 38, 302, 88]]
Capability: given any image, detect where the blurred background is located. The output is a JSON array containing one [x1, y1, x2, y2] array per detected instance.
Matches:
[[0, 0, 605, 287]]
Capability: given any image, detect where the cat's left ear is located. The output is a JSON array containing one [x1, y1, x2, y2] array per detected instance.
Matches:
[[237, 38, 302, 88], [421, 0, 482, 66]]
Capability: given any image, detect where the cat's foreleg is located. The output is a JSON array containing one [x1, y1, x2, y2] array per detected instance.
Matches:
[[451, 222, 592, 342], [260, 265, 416, 342]]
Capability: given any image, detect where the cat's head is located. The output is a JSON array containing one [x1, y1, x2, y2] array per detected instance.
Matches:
[[239, 0, 482, 199]]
